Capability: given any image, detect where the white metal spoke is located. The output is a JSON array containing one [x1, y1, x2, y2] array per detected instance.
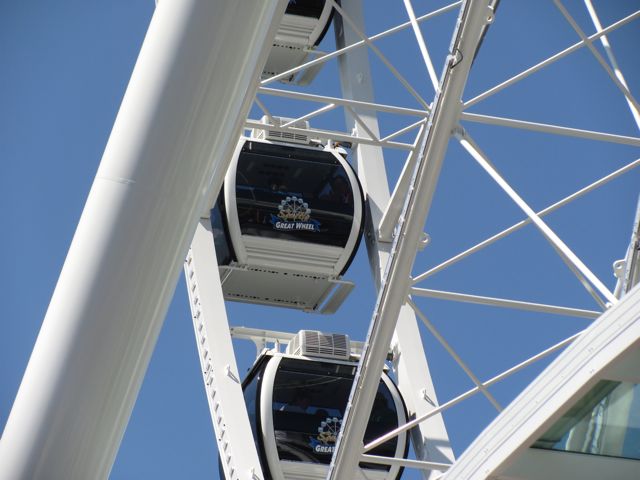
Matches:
[[410, 287, 601, 319], [403, 0, 440, 91], [463, 9, 640, 108], [259, 86, 429, 117], [460, 112, 640, 146], [413, 157, 640, 283], [360, 454, 451, 472], [379, 125, 427, 243], [408, 298, 503, 412], [380, 118, 426, 143], [547, 240, 610, 310], [365, 383, 484, 453], [363, 329, 583, 453], [553, 0, 640, 114], [329, 0, 431, 110], [281, 103, 337, 127], [584, 0, 640, 130], [261, 1, 462, 86], [345, 105, 381, 141], [253, 96, 273, 122], [458, 131, 617, 305]]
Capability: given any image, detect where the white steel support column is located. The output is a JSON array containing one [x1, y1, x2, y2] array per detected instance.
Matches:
[[185, 221, 263, 480], [333, 1, 453, 477], [0, 1, 286, 478], [329, 1, 493, 478]]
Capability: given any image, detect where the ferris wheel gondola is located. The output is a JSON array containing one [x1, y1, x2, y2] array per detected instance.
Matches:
[[210, 121, 364, 313], [262, 0, 335, 84], [239, 331, 409, 480]]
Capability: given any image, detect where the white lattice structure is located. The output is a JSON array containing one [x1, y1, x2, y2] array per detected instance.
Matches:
[[1, 1, 639, 479]]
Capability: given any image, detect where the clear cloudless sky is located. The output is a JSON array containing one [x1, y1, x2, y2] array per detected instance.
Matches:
[[1, 1, 639, 479]]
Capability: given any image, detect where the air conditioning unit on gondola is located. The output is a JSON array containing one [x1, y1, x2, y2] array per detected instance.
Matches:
[[286, 330, 351, 360], [262, 1, 335, 85], [210, 117, 364, 313], [252, 116, 312, 145]]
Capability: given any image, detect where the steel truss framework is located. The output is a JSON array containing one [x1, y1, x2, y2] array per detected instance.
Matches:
[[237, 1, 640, 476], [1, 1, 639, 479], [192, 0, 640, 478]]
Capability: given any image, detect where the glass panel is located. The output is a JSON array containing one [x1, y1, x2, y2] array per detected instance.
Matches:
[[243, 366, 262, 440], [241, 357, 269, 475], [210, 198, 233, 265], [534, 381, 640, 460], [271, 358, 399, 469], [235, 141, 355, 248], [285, 0, 325, 19]]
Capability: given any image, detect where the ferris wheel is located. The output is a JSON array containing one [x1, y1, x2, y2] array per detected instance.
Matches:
[[1, 1, 639, 480]]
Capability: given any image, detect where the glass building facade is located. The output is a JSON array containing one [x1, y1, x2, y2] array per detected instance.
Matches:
[[534, 380, 640, 460]]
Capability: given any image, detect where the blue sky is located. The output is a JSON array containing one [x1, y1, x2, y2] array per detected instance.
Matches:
[[1, 1, 639, 478]]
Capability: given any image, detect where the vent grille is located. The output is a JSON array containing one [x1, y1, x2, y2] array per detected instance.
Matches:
[[252, 116, 311, 145], [286, 330, 350, 360], [225, 291, 305, 307], [246, 266, 326, 280], [264, 130, 309, 143]]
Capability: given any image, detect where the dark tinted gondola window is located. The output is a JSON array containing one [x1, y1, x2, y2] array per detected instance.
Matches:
[[235, 141, 355, 247], [243, 368, 261, 440], [210, 199, 233, 265], [285, 0, 325, 19], [242, 357, 270, 474], [271, 358, 399, 469]]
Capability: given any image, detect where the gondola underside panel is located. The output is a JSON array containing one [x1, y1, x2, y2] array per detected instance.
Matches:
[[219, 264, 354, 313]]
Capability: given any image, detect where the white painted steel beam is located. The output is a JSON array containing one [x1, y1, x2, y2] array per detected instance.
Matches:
[[457, 131, 617, 305], [410, 288, 601, 319], [463, 10, 640, 108], [380, 118, 426, 142], [253, 97, 274, 124], [329, 1, 493, 479], [409, 299, 503, 412], [360, 454, 451, 472], [620, 198, 640, 295], [392, 307, 455, 476], [345, 105, 382, 141], [330, 0, 430, 110], [584, 0, 640, 131], [334, 1, 453, 478], [460, 112, 640, 146], [185, 221, 263, 480], [281, 103, 338, 127], [244, 117, 415, 150], [258, 86, 429, 117], [553, 1, 640, 115], [413, 157, 640, 282], [230, 326, 295, 346], [402, 0, 440, 91], [0, 1, 286, 478], [378, 130, 424, 243]]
